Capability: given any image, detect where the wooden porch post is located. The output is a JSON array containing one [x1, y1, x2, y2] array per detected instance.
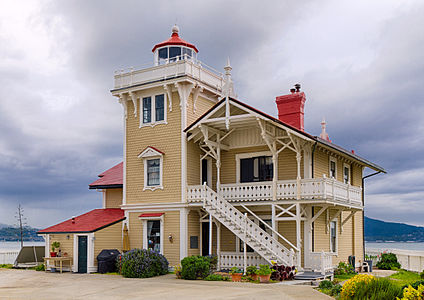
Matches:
[[272, 151, 278, 237], [296, 152, 302, 200], [296, 203, 301, 268], [216, 134, 221, 194], [209, 215, 213, 256], [303, 206, 312, 269], [217, 223, 221, 270]]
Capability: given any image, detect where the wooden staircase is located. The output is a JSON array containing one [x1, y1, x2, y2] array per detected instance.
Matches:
[[201, 184, 297, 266]]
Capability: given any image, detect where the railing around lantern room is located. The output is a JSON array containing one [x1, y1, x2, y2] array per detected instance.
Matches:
[[113, 55, 224, 92]]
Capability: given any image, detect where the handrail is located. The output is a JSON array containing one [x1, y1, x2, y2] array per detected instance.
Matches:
[[240, 204, 299, 252]]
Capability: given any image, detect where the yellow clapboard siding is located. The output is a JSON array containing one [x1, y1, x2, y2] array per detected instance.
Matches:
[[187, 210, 200, 257], [93, 221, 123, 266], [49, 233, 74, 259], [105, 188, 122, 208]]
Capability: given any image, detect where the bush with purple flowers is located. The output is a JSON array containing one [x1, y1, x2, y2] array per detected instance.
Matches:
[[117, 248, 169, 278]]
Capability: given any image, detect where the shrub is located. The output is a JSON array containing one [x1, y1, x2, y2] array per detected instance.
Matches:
[[230, 267, 243, 274], [340, 274, 374, 299], [118, 248, 168, 278], [352, 277, 403, 300], [330, 284, 342, 297], [334, 262, 356, 275], [246, 265, 257, 275], [420, 270, 424, 279], [205, 274, 224, 281], [376, 253, 401, 270], [181, 256, 210, 280], [402, 280, 424, 291], [206, 255, 218, 271], [257, 264, 272, 276], [399, 284, 424, 300], [35, 264, 45, 271], [319, 280, 334, 290]]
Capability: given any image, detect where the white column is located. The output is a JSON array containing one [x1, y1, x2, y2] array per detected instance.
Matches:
[[244, 213, 247, 274], [296, 152, 302, 200], [296, 203, 301, 268], [217, 223, 221, 270], [272, 152, 278, 238], [209, 214, 213, 256], [216, 136, 221, 193], [180, 208, 188, 260], [45, 234, 50, 259], [303, 206, 312, 269], [271, 204, 276, 238]]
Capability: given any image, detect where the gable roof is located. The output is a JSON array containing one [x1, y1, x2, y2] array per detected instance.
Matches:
[[89, 162, 123, 189], [37, 209, 125, 234], [185, 97, 385, 173]]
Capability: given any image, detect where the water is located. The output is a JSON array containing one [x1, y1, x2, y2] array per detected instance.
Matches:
[[366, 241, 424, 252], [0, 241, 45, 252]]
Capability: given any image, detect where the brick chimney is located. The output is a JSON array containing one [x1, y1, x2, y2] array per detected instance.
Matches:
[[275, 84, 306, 131]]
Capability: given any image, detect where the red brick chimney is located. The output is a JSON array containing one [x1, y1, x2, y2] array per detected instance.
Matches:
[[275, 85, 306, 131]]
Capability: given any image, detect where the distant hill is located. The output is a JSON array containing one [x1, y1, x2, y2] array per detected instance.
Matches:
[[0, 226, 43, 242], [365, 216, 424, 242]]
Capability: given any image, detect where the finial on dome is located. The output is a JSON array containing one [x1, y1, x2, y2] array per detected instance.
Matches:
[[172, 24, 179, 35]]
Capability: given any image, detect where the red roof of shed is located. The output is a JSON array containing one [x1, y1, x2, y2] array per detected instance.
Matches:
[[37, 209, 125, 234], [89, 162, 123, 189]]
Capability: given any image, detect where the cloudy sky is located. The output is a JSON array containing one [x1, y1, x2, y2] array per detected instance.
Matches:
[[0, 0, 423, 228]]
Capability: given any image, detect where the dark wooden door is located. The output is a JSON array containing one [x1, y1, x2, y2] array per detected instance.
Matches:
[[78, 236, 88, 273], [202, 222, 209, 256]]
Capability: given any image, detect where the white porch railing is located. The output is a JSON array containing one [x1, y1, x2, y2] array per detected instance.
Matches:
[[307, 251, 334, 275], [0, 251, 19, 264], [113, 57, 224, 90], [220, 252, 269, 269], [187, 178, 362, 206]]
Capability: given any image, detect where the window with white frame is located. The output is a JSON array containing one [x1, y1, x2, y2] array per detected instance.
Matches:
[[141, 215, 164, 254], [343, 164, 350, 184], [141, 94, 166, 127], [236, 151, 273, 183], [330, 221, 337, 253], [138, 146, 164, 191], [329, 157, 337, 179]]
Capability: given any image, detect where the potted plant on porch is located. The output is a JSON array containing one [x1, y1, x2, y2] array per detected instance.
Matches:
[[258, 264, 272, 283], [246, 266, 258, 281], [230, 267, 243, 282], [50, 241, 60, 257]]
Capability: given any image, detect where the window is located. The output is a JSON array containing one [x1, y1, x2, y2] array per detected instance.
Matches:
[[158, 48, 168, 60], [140, 94, 167, 127], [330, 221, 337, 252], [147, 220, 161, 253], [183, 47, 192, 59], [139, 146, 164, 191], [240, 156, 273, 183], [169, 47, 181, 62], [329, 158, 337, 178], [142, 97, 152, 124], [147, 159, 160, 186], [155, 95, 164, 122], [344, 164, 350, 184]]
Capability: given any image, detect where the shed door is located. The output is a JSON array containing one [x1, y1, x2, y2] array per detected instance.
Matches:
[[78, 236, 88, 273]]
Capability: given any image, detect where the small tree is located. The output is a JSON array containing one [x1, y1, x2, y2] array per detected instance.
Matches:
[[15, 204, 27, 249]]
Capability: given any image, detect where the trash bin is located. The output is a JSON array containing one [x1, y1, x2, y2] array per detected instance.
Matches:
[[97, 249, 120, 274], [348, 255, 355, 269]]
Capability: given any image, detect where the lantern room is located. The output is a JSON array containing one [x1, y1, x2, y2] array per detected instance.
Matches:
[[152, 25, 198, 65]]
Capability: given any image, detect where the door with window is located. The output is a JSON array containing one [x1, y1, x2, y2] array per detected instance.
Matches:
[[147, 220, 161, 253], [240, 156, 273, 183]]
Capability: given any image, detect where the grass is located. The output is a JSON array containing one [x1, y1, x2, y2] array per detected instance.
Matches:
[[0, 264, 13, 269], [388, 270, 420, 287], [334, 273, 356, 281]]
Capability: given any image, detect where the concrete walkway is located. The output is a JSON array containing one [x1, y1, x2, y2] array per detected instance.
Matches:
[[0, 269, 332, 300]]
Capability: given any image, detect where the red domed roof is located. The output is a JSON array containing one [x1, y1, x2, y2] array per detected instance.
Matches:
[[152, 26, 198, 53]]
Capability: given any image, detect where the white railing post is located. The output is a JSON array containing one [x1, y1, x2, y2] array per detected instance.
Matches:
[[321, 251, 325, 275], [244, 213, 247, 275]]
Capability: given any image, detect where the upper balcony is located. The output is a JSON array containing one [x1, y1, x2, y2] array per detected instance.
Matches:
[[112, 56, 224, 94], [187, 177, 362, 208]]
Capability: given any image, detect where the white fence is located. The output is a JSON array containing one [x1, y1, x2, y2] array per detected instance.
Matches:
[[366, 248, 424, 272], [0, 251, 19, 264], [307, 251, 334, 275]]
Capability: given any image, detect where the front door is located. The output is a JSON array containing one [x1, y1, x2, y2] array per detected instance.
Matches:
[[202, 222, 209, 256], [78, 236, 88, 273]]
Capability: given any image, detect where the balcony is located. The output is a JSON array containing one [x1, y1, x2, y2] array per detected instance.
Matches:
[[187, 177, 362, 207], [113, 56, 224, 92]]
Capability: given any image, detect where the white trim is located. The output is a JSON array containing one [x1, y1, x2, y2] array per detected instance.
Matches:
[[138, 147, 164, 159], [329, 157, 337, 179], [73, 233, 95, 273], [141, 215, 164, 254], [235, 151, 272, 183], [343, 163, 351, 184], [180, 208, 188, 260], [123, 104, 127, 205], [140, 93, 168, 128], [102, 190, 106, 209]]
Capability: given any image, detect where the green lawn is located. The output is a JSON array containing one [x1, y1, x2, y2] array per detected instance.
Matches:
[[0, 264, 13, 269], [333, 273, 356, 283], [388, 270, 421, 287]]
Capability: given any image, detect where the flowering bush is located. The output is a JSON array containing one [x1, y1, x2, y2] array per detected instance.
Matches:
[[340, 274, 374, 299], [398, 284, 424, 300], [376, 253, 401, 270], [118, 248, 169, 278], [334, 261, 356, 275]]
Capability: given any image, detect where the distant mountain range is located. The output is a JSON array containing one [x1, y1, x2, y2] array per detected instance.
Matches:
[[0, 226, 43, 242], [365, 216, 424, 242]]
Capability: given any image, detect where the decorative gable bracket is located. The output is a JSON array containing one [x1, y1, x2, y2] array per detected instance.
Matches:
[[138, 146, 165, 159]]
